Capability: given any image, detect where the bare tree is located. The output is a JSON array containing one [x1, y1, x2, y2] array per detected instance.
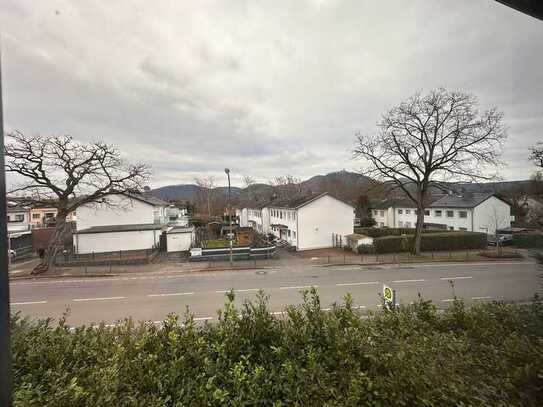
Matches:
[[194, 176, 215, 218], [242, 175, 256, 188], [354, 88, 507, 254], [269, 174, 302, 198], [531, 142, 543, 168], [5, 132, 151, 272]]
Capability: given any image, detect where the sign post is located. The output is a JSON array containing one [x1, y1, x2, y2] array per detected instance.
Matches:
[[382, 284, 396, 309]]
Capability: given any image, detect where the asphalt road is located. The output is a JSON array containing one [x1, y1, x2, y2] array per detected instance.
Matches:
[[9, 261, 541, 327]]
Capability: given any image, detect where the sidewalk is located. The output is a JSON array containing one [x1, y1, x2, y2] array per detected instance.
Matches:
[[9, 248, 530, 280]]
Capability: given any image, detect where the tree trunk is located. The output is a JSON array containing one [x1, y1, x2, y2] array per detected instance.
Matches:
[[32, 212, 69, 274], [413, 205, 425, 255]]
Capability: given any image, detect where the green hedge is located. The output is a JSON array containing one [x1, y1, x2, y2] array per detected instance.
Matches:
[[11, 292, 543, 406], [354, 227, 446, 238], [372, 232, 487, 253], [513, 232, 543, 248]]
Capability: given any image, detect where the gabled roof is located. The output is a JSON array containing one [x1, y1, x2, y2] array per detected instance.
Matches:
[[125, 192, 169, 207], [266, 192, 354, 210], [429, 192, 510, 209]]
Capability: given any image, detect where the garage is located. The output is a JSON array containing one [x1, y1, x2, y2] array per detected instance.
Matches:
[[74, 224, 166, 254], [166, 226, 195, 252]]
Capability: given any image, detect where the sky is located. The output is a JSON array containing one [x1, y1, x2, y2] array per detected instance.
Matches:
[[1, 0, 542, 188]]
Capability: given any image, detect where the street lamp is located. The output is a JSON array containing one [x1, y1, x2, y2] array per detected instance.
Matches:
[[225, 168, 233, 267]]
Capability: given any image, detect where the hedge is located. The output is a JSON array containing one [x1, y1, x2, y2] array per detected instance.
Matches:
[[513, 232, 543, 248], [11, 291, 543, 406], [354, 227, 446, 238], [372, 232, 487, 253]]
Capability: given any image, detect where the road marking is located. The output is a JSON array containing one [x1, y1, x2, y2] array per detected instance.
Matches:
[[336, 281, 379, 286], [440, 276, 473, 280], [321, 307, 332, 311], [237, 288, 260, 293], [391, 279, 425, 283], [279, 285, 318, 290], [194, 317, 213, 321], [147, 292, 194, 297], [272, 311, 286, 315], [441, 299, 456, 302], [73, 296, 125, 302], [215, 290, 229, 293], [11, 300, 47, 305], [472, 296, 492, 300], [353, 305, 366, 309]]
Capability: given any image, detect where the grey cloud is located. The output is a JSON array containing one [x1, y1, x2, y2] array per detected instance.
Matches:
[[1, 0, 542, 188]]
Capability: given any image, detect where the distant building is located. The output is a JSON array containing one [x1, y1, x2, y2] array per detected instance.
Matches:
[[239, 192, 354, 250], [370, 192, 513, 235]]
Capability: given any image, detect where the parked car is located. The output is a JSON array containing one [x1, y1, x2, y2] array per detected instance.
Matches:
[[487, 234, 513, 246], [8, 249, 16, 259]]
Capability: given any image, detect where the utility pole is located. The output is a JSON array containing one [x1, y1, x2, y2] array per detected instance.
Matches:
[[225, 168, 233, 267], [0, 46, 13, 406]]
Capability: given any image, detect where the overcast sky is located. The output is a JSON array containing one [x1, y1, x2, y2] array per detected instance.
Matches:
[[1, 0, 542, 188]]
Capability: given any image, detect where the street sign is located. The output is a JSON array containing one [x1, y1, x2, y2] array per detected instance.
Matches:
[[383, 284, 393, 303]]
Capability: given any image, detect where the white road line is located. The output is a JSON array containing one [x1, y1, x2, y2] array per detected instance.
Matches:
[[472, 296, 492, 300], [11, 300, 47, 305], [147, 292, 194, 297], [279, 285, 318, 290], [336, 281, 379, 287], [321, 307, 332, 311], [272, 311, 285, 315], [441, 299, 455, 302], [73, 296, 125, 302], [440, 276, 473, 280], [391, 279, 425, 283], [215, 290, 229, 294], [237, 288, 260, 293], [353, 305, 366, 309], [194, 317, 213, 321]]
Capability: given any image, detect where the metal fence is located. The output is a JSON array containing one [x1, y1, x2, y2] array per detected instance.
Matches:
[[54, 248, 159, 266]]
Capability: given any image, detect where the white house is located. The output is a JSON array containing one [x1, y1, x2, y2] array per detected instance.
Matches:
[[74, 193, 169, 254], [371, 192, 513, 235], [240, 192, 355, 251], [7, 205, 31, 234]]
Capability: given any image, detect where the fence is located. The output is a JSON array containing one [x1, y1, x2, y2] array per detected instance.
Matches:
[[189, 245, 276, 262], [54, 248, 159, 266]]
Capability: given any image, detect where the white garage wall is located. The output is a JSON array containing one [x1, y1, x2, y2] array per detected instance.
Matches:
[[76, 230, 159, 254], [76, 194, 155, 231], [297, 195, 354, 250], [167, 232, 193, 252], [473, 196, 512, 235]]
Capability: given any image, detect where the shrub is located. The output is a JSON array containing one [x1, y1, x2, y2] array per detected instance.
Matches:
[[357, 243, 375, 254], [373, 235, 414, 253], [11, 292, 543, 406], [514, 232, 543, 248], [354, 227, 446, 238], [370, 232, 487, 253]]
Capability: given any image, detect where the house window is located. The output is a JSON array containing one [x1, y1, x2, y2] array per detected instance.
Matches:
[[379, 210, 384, 217], [287, 230, 291, 237], [424, 210, 430, 216], [459, 227, 467, 231], [280, 211, 283, 219], [449, 226, 454, 231], [293, 212, 296, 220], [405, 209, 411, 215], [414, 209, 418, 215], [293, 231, 296, 239], [45, 212, 55, 218], [398, 221, 403, 227], [398, 209, 403, 214], [435, 210, 442, 217], [32, 213, 41, 220], [459, 211, 467, 218], [373, 210, 378, 216], [405, 222, 411, 228], [446, 210, 454, 218]]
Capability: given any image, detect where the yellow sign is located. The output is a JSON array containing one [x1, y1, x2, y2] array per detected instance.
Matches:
[[383, 284, 393, 303]]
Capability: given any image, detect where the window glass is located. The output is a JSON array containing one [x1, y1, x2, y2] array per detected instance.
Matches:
[[459, 211, 467, 218], [435, 210, 442, 217], [398, 209, 403, 214], [405, 209, 411, 214], [424, 209, 430, 216], [447, 210, 454, 218]]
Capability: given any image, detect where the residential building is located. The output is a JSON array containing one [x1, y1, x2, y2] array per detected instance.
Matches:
[[74, 193, 169, 254], [371, 192, 513, 234], [240, 192, 354, 250], [29, 207, 58, 227], [7, 205, 31, 234]]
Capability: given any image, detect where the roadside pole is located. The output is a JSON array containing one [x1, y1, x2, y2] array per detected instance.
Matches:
[[225, 168, 233, 267], [0, 46, 13, 406]]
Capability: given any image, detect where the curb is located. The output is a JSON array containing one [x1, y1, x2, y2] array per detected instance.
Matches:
[[315, 258, 530, 268]]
